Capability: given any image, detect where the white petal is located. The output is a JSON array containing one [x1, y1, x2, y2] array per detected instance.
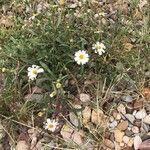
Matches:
[[47, 119, 51, 123], [32, 65, 37, 68], [98, 51, 102, 55], [85, 54, 89, 58], [27, 67, 32, 72], [37, 68, 44, 73]]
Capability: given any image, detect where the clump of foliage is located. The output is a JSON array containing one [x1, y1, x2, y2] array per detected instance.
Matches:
[[0, 0, 149, 144]]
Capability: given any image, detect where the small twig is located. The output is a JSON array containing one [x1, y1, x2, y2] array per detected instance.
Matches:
[[0, 114, 34, 129]]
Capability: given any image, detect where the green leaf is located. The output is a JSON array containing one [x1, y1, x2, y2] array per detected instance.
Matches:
[[40, 61, 56, 79]]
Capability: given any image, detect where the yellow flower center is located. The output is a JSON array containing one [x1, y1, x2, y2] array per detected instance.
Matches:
[[56, 82, 62, 89], [32, 69, 38, 75], [96, 45, 101, 49], [48, 124, 54, 129], [37, 112, 43, 117], [79, 54, 84, 59]]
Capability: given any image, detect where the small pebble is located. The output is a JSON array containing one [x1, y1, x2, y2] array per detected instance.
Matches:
[[109, 116, 114, 122], [135, 109, 147, 119], [80, 93, 90, 102], [134, 136, 142, 150], [117, 104, 126, 114], [128, 127, 132, 130], [132, 110, 137, 116], [132, 126, 139, 134], [143, 114, 150, 125], [125, 129, 134, 137], [120, 142, 125, 147], [114, 142, 121, 150], [117, 121, 128, 131], [109, 120, 118, 128], [112, 110, 118, 118], [128, 138, 134, 147], [122, 95, 133, 103], [123, 136, 130, 144], [125, 114, 135, 124], [134, 99, 144, 109], [114, 129, 125, 143], [104, 139, 115, 149], [116, 113, 122, 120]]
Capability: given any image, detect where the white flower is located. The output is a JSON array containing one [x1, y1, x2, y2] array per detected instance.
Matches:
[[44, 119, 58, 132], [74, 50, 89, 65], [92, 42, 106, 55], [27, 65, 44, 80]]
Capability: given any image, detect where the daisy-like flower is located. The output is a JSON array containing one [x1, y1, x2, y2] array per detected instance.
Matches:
[[44, 119, 59, 132], [27, 65, 44, 80], [74, 50, 89, 65], [92, 42, 106, 56]]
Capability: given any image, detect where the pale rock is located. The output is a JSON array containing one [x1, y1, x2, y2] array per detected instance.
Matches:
[[91, 109, 108, 128], [104, 139, 115, 149], [120, 142, 124, 147], [83, 142, 94, 150], [113, 111, 118, 118], [128, 127, 131, 130], [30, 136, 37, 150], [16, 141, 29, 150], [134, 99, 144, 109], [116, 113, 122, 120], [69, 112, 80, 127], [132, 110, 137, 116], [70, 105, 82, 127], [123, 136, 130, 144], [122, 95, 133, 103], [35, 139, 45, 150], [135, 109, 147, 119], [114, 142, 121, 150], [82, 106, 91, 123], [128, 138, 134, 147], [132, 126, 139, 134], [110, 116, 114, 122], [134, 135, 142, 150], [60, 124, 74, 141], [114, 129, 125, 143], [80, 93, 90, 102], [117, 104, 126, 114], [124, 114, 135, 124], [72, 130, 84, 145], [109, 120, 118, 129], [143, 114, 150, 125]]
